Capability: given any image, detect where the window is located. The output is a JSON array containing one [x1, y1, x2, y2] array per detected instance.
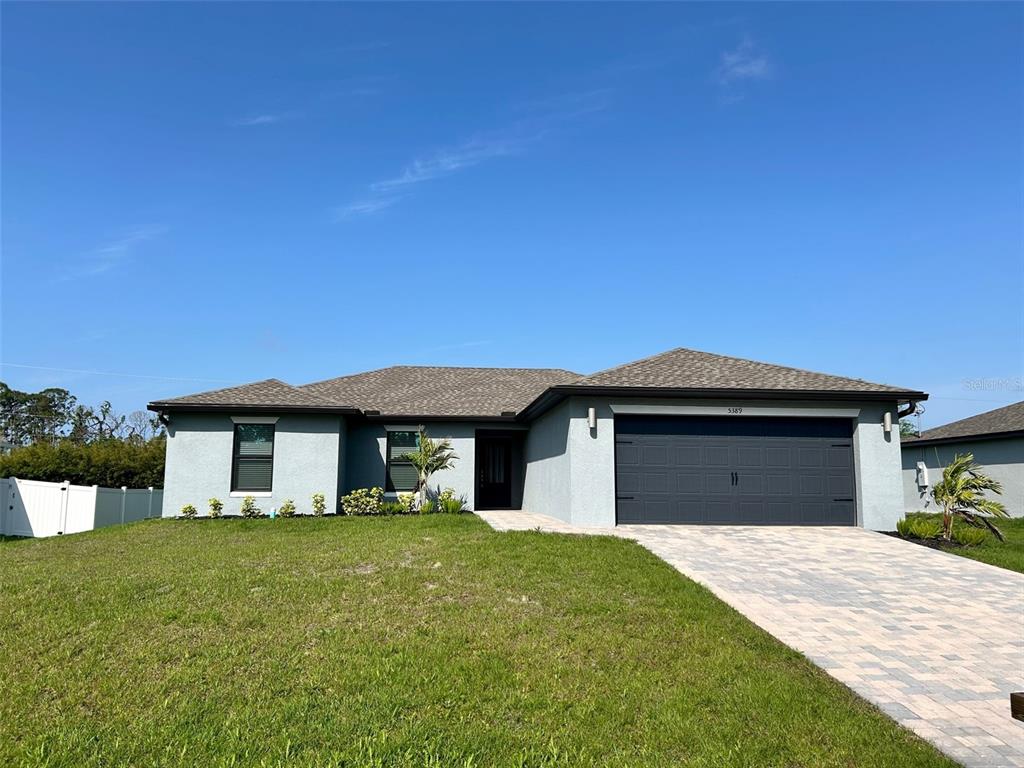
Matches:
[[386, 430, 418, 492], [231, 423, 275, 492]]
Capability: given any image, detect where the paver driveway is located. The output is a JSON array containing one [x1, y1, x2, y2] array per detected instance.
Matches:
[[478, 511, 1024, 768]]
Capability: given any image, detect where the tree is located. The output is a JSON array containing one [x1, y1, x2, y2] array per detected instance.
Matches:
[[899, 418, 918, 437], [400, 427, 458, 510], [0, 383, 77, 446], [931, 453, 1008, 541]]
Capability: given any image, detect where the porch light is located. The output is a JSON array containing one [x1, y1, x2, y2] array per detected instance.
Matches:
[[588, 407, 597, 430]]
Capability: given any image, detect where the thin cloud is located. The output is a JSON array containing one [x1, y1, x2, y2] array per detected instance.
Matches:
[[715, 37, 772, 87], [336, 89, 611, 219], [333, 196, 402, 221], [68, 226, 167, 278], [233, 111, 299, 127]]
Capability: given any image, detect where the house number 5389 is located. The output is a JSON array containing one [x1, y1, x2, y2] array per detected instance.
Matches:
[[727, 407, 743, 414]]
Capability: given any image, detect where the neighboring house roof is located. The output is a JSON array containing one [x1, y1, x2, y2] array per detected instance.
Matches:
[[300, 366, 581, 418], [148, 347, 926, 419], [149, 379, 354, 412], [904, 400, 1024, 446]]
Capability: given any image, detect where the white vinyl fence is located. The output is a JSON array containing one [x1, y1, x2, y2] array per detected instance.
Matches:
[[0, 478, 163, 538]]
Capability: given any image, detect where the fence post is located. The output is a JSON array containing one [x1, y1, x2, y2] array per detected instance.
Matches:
[[120, 487, 127, 524], [148, 487, 155, 518]]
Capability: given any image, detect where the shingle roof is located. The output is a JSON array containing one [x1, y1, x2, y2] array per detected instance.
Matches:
[[299, 366, 581, 417], [906, 401, 1024, 444], [571, 347, 919, 394], [150, 379, 344, 410], [149, 347, 926, 417]]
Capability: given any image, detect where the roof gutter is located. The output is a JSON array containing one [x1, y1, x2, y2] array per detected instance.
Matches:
[[147, 403, 361, 416]]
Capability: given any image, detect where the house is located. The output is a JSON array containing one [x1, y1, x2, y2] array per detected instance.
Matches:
[[148, 347, 927, 530], [902, 400, 1023, 518]]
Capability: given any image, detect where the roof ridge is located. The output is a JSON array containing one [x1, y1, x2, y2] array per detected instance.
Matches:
[[578, 346, 907, 390], [300, 364, 581, 389]]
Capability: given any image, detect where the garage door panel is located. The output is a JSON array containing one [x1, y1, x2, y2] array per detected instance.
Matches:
[[676, 473, 702, 494], [642, 445, 669, 466], [706, 473, 732, 495], [736, 473, 763, 494], [735, 446, 763, 467], [616, 415, 856, 526], [674, 445, 701, 466], [704, 446, 730, 466], [643, 472, 669, 493]]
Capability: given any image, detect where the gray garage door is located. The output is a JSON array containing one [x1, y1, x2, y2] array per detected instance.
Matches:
[[615, 415, 856, 525]]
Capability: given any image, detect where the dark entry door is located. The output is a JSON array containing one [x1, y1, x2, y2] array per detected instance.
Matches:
[[476, 435, 512, 509], [615, 415, 856, 525]]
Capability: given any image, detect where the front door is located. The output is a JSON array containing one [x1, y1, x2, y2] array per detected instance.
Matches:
[[476, 436, 512, 509]]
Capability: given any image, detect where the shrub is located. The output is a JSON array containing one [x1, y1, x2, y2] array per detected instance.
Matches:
[[896, 518, 913, 537], [419, 499, 437, 515], [340, 487, 383, 516], [180, 503, 197, 519], [398, 492, 415, 513], [0, 437, 165, 488], [279, 499, 296, 518], [953, 526, 989, 546], [898, 517, 942, 540], [208, 498, 223, 519], [437, 489, 469, 514], [312, 492, 327, 517], [240, 496, 261, 518], [380, 500, 407, 515]]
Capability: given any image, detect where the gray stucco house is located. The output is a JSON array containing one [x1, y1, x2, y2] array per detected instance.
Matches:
[[149, 347, 927, 530], [902, 400, 1023, 518]]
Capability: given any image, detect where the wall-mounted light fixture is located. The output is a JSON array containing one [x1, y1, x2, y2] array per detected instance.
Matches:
[[883, 411, 893, 434], [587, 407, 597, 430]]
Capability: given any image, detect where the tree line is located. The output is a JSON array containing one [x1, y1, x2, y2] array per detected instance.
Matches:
[[0, 383, 165, 488]]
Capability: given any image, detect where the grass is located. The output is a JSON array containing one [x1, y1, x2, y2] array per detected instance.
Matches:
[[0, 515, 954, 768], [905, 512, 1024, 574]]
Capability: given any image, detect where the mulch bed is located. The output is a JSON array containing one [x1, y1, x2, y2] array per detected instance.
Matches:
[[882, 532, 968, 551]]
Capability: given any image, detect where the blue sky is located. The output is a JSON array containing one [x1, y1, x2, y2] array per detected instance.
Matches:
[[2, 2, 1022, 430]]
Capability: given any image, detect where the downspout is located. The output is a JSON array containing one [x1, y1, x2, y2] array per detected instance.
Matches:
[[897, 400, 919, 419]]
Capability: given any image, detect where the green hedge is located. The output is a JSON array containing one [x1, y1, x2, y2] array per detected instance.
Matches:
[[0, 438, 165, 489]]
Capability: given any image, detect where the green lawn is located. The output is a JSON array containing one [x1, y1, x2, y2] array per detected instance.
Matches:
[[906, 512, 1024, 574], [1, 516, 953, 768]]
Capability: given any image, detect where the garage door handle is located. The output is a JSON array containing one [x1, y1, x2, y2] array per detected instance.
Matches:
[[617, 495, 635, 500], [833, 498, 853, 502]]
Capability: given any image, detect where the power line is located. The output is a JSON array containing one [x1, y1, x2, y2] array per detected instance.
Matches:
[[0, 363, 236, 384]]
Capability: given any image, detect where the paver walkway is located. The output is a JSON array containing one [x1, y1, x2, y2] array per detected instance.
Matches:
[[478, 510, 1024, 768]]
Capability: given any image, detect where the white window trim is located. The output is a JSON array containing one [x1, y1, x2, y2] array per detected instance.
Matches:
[[230, 491, 272, 498], [384, 424, 418, 431], [231, 416, 279, 424]]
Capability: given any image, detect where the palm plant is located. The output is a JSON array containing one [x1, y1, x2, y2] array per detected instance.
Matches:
[[931, 453, 1008, 541], [400, 427, 458, 511]]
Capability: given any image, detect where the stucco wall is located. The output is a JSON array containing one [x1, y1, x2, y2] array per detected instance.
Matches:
[[162, 412, 343, 517], [539, 396, 906, 530], [522, 400, 572, 522], [902, 437, 1024, 518], [344, 421, 523, 510]]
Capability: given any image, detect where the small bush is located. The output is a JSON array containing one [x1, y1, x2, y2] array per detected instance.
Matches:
[[953, 526, 989, 546], [240, 496, 261, 518], [398, 492, 415, 513], [208, 498, 223, 519], [419, 499, 437, 515], [380, 500, 407, 515], [340, 487, 383, 516], [909, 518, 942, 539], [180, 503, 197, 519], [312, 492, 327, 517], [896, 518, 914, 537], [278, 499, 296, 518], [437, 490, 469, 514]]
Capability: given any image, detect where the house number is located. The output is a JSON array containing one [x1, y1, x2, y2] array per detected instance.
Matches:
[[727, 407, 743, 414]]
